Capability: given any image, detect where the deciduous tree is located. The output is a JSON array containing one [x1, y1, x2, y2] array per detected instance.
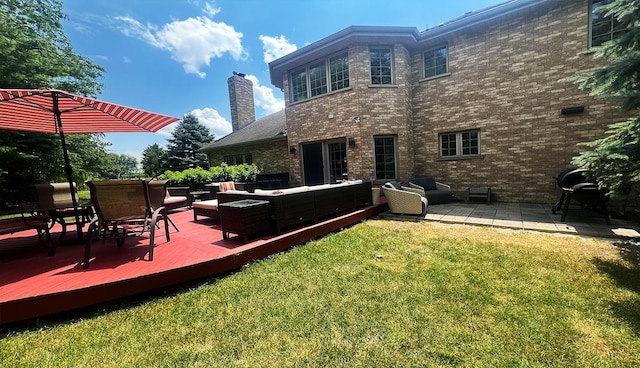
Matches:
[[0, 0, 106, 204]]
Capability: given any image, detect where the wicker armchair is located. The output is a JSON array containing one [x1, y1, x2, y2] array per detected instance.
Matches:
[[382, 182, 428, 216]]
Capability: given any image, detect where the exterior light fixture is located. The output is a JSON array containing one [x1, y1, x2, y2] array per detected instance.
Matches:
[[289, 145, 297, 154], [353, 116, 360, 123], [348, 137, 356, 147], [561, 106, 585, 115]]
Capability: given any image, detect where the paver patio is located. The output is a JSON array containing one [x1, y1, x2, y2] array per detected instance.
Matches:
[[380, 202, 640, 240]]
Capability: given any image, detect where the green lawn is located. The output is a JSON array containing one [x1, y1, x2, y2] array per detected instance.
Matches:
[[1, 220, 639, 367]]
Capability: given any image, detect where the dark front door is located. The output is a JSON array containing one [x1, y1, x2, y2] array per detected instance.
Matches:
[[302, 143, 324, 185]]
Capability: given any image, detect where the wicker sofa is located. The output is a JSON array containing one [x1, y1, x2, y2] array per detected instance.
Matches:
[[216, 180, 372, 234]]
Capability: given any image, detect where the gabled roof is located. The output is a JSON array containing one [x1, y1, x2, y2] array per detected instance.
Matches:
[[269, 0, 549, 89], [200, 109, 287, 152]]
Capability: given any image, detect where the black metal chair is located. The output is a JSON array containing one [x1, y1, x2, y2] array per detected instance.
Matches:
[[553, 168, 588, 214], [560, 182, 611, 225]]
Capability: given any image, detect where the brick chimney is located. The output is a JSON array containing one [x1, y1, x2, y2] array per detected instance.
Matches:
[[228, 71, 256, 132]]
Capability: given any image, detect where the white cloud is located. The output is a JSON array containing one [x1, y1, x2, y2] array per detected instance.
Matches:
[[246, 74, 284, 115], [115, 10, 245, 78], [259, 35, 297, 64], [157, 122, 179, 138], [156, 107, 231, 139], [202, 3, 221, 17], [190, 107, 232, 139]]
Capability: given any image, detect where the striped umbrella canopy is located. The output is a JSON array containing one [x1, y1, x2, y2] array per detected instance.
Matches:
[[0, 88, 181, 239], [0, 88, 179, 133]]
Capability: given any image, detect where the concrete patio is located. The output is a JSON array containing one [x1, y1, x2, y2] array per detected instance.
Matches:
[[380, 202, 640, 240]]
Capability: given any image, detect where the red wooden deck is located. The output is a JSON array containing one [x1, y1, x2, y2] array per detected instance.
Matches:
[[0, 204, 387, 324]]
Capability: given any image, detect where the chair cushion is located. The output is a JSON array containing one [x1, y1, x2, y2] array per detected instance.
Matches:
[[387, 181, 403, 190], [192, 199, 219, 209], [411, 177, 437, 191], [424, 190, 452, 205], [164, 196, 187, 205], [219, 181, 235, 192]]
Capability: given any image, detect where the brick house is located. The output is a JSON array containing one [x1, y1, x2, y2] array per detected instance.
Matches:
[[208, 0, 626, 202]]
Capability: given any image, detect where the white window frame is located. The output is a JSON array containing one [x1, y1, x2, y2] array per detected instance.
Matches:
[[369, 47, 394, 85], [289, 51, 350, 103], [423, 45, 448, 79], [438, 130, 481, 159]]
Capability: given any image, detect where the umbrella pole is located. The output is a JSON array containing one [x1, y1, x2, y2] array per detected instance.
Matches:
[[53, 93, 84, 240]]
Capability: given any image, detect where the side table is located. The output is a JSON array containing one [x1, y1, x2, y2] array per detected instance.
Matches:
[[466, 187, 491, 204], [219, 199, 271, 242]]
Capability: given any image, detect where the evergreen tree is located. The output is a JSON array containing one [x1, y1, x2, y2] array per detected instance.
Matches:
[[141, 143, 169, 178], [572, 0, 640, 211], [167, 113, 214, 171]]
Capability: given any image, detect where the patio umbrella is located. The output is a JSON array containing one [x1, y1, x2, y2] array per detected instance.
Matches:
[[0, 88, 181, 238]]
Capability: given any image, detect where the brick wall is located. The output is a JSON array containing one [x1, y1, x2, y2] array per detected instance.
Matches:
[[411, 0, 626, 202], [279, 0, 627, 202], [285, 44, 414, 185], [208, 141, 289, 174], [228, 74, 256, 132]]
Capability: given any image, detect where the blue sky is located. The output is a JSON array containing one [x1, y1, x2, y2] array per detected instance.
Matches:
[[62, 0, 506, 162]]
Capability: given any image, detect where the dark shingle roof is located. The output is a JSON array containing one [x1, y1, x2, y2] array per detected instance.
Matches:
[[200, 109, 286, 152]]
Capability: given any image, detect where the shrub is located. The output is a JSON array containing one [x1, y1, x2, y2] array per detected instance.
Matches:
[[230, 163, 261, 182], [159, 164, 261, 189], [159, 167, 213, 189]]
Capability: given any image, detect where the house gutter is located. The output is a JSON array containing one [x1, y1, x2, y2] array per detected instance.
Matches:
[[268, 0, 550, 89]]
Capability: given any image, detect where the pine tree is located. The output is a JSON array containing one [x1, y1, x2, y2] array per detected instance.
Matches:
[[166, 113, 215, 171], [572, 0, 640, 212]]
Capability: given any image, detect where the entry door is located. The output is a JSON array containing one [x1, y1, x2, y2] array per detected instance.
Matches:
[[302, 143, 324, 185]]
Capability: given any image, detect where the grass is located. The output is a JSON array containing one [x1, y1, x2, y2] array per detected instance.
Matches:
[[1, 220, 639, 367]]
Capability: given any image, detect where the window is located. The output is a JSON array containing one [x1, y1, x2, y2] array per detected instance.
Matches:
[[328, 142, 347, 183], [291, 68, 308, 102], [289, 52, 349, 102], [224, 153, 253, 165], [374, 136, 397, 180], [309, 61, 328, 97], [423, 46, 448, 78], [370, 47, 393, 85], [330, 53, 349, 91], [590, 0, 625, 47], [439, 130, 480, 158]]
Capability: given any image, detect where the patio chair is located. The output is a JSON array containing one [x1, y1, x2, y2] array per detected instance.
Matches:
[[83, 179, 170, 269], [552, 168, 588, 214], [409, 177, 453, 204], [145, 179, 179, 232], [35, 182, 93, 238], [560, 182, 611, 225], [385, 180, 426, 197], [382, 182, 428, 216]]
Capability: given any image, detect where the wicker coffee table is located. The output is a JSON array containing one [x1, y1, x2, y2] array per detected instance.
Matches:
[[219, 199, 271, 242]]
